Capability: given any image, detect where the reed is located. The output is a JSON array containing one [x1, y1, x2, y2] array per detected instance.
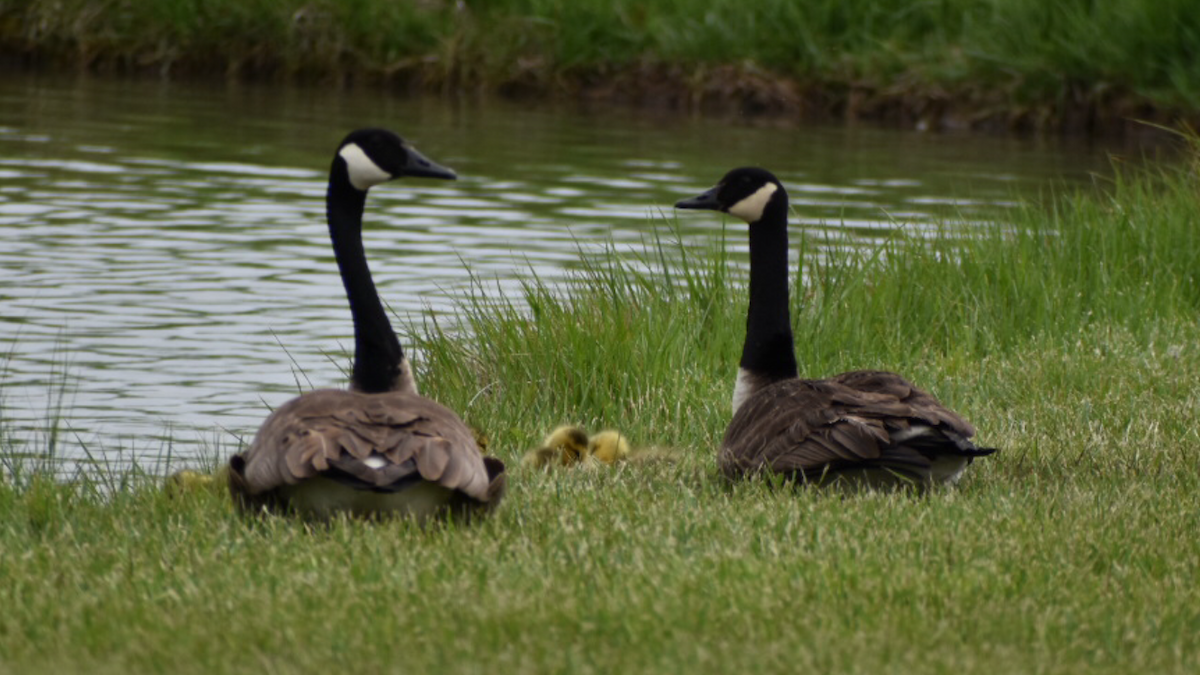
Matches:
[[4, 0, 1200, 128]]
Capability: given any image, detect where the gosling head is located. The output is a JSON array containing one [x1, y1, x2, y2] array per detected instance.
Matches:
[[675, 167, 786, 224], [541, 425, 590, 464], [336, 128, 457, 191]]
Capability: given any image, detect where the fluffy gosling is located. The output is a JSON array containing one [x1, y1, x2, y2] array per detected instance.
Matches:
[[521, 425, 590, 470], [587, 430, 631, 465], [164, 467, 229, 498]]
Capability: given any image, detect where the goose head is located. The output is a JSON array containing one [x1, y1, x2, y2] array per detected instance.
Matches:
[[335, 128, 457, 191], [675, 167, 786, 224]]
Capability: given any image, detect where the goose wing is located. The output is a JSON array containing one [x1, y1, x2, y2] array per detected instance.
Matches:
[[229, 389, 503, 514], [719, 371, 990, 483], [828, 370, 977, 435]]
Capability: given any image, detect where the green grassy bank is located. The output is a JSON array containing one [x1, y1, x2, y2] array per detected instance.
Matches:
[[4, 0, 1200, 131], [3, 149, 1200, 671]]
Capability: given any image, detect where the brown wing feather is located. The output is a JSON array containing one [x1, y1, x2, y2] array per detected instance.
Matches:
[[830, 370, 977, 435], [228, 388, 502, 516], [720, 371, 987, 483]]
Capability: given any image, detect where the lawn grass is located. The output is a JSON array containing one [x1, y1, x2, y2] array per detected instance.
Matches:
[[4, 0, 1200, 130], [2, 149, 1200, 672]]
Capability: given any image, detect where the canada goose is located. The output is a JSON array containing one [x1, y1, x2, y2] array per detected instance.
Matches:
[[675, 167, 995, 488], [521, 425, 590, 470], [228, 128, 506, 520]]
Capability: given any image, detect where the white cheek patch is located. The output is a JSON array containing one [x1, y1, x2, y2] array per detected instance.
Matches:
[[339, 143, 393, 191], [727, 182, 778, 223]]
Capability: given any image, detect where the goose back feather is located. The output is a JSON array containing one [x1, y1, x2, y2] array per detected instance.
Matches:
[[230, 389, 505, 520], [720, 371, 991, 487]]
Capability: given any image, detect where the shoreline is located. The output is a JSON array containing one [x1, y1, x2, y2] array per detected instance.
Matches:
[[2, 53, 1185, 136], [4, 0, 1198, 136]]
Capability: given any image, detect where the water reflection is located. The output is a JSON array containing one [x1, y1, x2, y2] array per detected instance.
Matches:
[[0, 73, 1133, 466]]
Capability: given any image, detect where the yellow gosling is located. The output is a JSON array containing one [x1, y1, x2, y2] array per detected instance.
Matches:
[[587, 430, 631, 465], [541, 425, 589, 465], [522, 426, 591, 470], [164, 466, 229, 497], [470, 425, 490, 455]]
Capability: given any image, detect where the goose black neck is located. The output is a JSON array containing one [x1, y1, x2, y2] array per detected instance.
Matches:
[[741, 197, 798, 382], [327, 161, 403, 393]]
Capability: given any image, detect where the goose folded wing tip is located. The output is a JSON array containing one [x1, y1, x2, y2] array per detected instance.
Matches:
[[415, 436, 452, 481]]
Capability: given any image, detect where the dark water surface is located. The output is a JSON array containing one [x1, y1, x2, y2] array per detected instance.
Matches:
[[0, 73, 1135, 469]]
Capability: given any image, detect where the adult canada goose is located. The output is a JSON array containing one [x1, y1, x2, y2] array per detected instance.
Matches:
[[675, 167, 995, 488], [228, 128, 506, 520]]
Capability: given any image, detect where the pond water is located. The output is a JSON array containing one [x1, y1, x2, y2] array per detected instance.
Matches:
[[0, 72, 1144, 470]]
